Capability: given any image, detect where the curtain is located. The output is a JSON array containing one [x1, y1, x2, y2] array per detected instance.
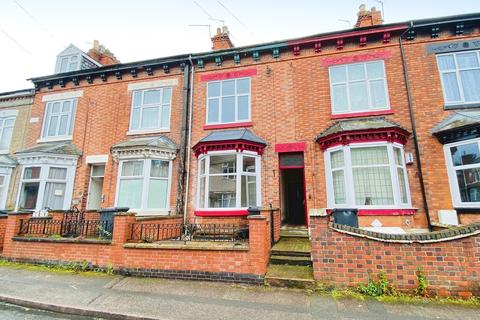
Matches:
[[43, 182, 66, 209]]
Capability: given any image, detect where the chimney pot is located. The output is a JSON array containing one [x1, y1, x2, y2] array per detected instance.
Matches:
[[355, 3, 383, 28], [211, 25, 234, 50]]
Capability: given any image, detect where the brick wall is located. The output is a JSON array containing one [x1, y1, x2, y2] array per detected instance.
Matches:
[[0, 216, 6, 252], [310, 215, 480, 297]]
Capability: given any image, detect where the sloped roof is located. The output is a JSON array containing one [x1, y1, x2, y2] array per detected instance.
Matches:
[[0, 155, 17, 166], [16, 142, 82, 156], [197, 129, 266, 145], [316, 117, 406, 140], [112, 135, 177, 150], [431, 111, 480, 134]]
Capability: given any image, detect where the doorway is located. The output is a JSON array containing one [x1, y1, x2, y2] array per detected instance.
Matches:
[[279, 153, 307, 226], [86, 165, 105, 210]]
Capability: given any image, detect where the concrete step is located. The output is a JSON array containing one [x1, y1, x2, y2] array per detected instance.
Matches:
[[280, 228, 309, 238], [269, 254, 312, 266], [270, 249, 311, 257], [264, 265, 315, 289]]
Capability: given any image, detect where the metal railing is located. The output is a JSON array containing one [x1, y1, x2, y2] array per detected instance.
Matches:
[[128, 223, 249, 243], [18, 219, 113, 240]]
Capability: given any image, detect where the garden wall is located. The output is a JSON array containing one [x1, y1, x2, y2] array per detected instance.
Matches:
[[0, 216, 7, 252]]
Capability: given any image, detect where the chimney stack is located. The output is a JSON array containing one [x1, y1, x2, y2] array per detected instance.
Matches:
[[211, 26, 234, 50], [87, 40, 119, 66], [355, 4, 383, 28]]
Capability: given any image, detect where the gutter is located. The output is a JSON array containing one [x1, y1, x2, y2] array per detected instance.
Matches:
[[399, 21, 433, 231], [183, 55, 195, 224]]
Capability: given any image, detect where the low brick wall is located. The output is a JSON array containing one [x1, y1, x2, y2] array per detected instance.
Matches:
[[310, 215, 480, 297], [0, 216, 7, 252]]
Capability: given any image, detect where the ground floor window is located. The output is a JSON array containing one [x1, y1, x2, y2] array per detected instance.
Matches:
[[0, 169, 12, 210], [445, 138, 480, 207], [116, 158, 171, 212], [197, 152, 261, 209], [325, 142, 411, 208]]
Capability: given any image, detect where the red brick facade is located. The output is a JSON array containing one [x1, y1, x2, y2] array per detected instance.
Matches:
[[0, 216, 6, 252]]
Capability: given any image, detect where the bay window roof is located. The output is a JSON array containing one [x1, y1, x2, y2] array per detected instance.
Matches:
[[0, 155, 16, 166], [193, 129, 266, 157], [432, 111, 480, 144], [111, 135, 177, 160], [15, 141, 82, 156]]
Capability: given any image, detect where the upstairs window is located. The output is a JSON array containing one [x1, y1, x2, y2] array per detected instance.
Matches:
[[41, 99, 76, 140], [57, 55, 80, 73], [0, 115, 15, 152], [437, 50, 480, 106], [130, 88, 172, 132], [206, 78, 251, 125], [329, 60, 390, 115]]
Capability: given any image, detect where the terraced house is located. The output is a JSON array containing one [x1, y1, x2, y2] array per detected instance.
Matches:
[[0, 6, 480, 295]]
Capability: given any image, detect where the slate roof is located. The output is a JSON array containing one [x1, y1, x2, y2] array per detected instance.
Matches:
[[197, 129, 266, 145], [16, 142, 82, 156], [112, 135, 177, 150], [316, 117, 406, 140], [431, 111, 480, 134], [0, 155, 17, 166]]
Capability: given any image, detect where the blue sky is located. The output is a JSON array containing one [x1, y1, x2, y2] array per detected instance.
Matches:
[[0, 0, 479, 91]]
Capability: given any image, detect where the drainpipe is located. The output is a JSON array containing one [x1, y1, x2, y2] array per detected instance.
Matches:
[[399, 22, 433, 231], [175, 62, 190, 217], [183, 55, 195, 224]]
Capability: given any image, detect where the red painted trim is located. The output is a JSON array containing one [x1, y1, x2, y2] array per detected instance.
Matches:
[[194, 209, 249, 217], [321, 51, 392, 67], [275, 142, 306, 153], [279, 165, 305, 169], [193, 139, 266, 157], [326, 208, 416, 216], [288, 25, 408, 46], [331, 110, 394, 120], [203, 122, 253, 130], [200, 68, 257, 82]]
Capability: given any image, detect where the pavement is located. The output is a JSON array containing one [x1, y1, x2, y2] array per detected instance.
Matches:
[[0, 265, 478, 320]]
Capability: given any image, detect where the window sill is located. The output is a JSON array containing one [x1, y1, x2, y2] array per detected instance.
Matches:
[[454, 208, 480, 214], [37, 136, 72, 143], [128, 209, 171, 216], [331, 110, 393, 120], [203, 122, 253, 130], [127, 129, 170, 136], [327, 208, 417, 216], [444, 102, 480, 110], [0, 150, 9, 155], [194, 209, 249, 217]]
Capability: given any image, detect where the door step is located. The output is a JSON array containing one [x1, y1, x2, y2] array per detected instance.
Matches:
[[269, 254, 312, 266], [264, 265, 315, 289], [280, 227, 309, 238]]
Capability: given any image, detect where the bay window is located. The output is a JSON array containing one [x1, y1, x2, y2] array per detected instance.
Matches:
[[129, 87, 172, 132], [326, 143, 410, 208], [206, 78, 251, 125], [444, 138, 480, 207], [116, 159, 171, 212], [197, 152, 260, 209], [329, 60, 390, 115], [437, 50, 480, 107]]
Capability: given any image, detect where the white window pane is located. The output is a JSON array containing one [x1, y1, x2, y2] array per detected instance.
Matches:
[[60, 57, 68, 73], [208, 175, 236, 208], [0, 176, 4, 186], [397, 168, 408, 204], [118, 179, 143, 208], [349, 82, 368, 111], [330, 150, 344, 169], [450, 143, 480, 166], [52, 102, 61, 113], [131, 108, 140, 130], [199, 176, 206, 208], [141, 107, 159, 128], [208, 82, 220, 97], [121, 161, 143, 176], [330, 66, 347, 83], [62, 101, 71, 113], [58, 115, 68, 135], [4, 118, 14, 127], [347, 64, 365, 81], [24, 167, 41, 180], [456, 52, 479, 68], [460, 70, 480, 102], [43, 182, 66, 209], [221, 96, 235, 123], [92, 165, 105, 177], [332, 170, 346, 204], [366, 61, 384, 79], [160, 105, 170, 128], [442, 72, 461, 102], [237, 96, 249, 120], [47, 116, 59, 136], [456, 168, 480, 202], [48, 167, 67, 180], [207, 99, 219, 123], [147, 179, 168, 208], [353, 167, 394, 205], [143, 90, 161, 104], [243, 156, 256, 173], [70, 55, 78, 62], [133, 91, 142, 106], [0, 127, 13, 149], [237, 78, 250, 94], [222, 80, 235, 95], [332, 84, 348, 112], [394, 148, 403, 165], [352, 147, 389, 165], [370, 80, 388, 109], [19, 182, 39, 209], [209, 155, 236, 174], [437, 55, 455, 71], [162, 88, 172, 105], [150, 160, 169, 178], [241, 175, 257, 207]]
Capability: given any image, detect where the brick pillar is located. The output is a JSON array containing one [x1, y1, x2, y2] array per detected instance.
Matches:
[[309, 214, 331, 281], [110, 212, 136, 267], [0, 216, 8, 252], [2, 212, 32, 257], [247, 215, 270, 276]]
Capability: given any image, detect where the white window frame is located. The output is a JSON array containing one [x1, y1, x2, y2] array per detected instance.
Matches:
[[56, 54, 80, 73], [15, 164, 76, 214], [114, 158, 173, 215], [40, 98, 77, 142], [436, 49, 480, 106], [444, 137, 480, 208], [324, 142, 411, 209], [0, 113, 16, 154], [196, 150, 261, 211], [206, 77, 251, 125], [128, 87, 172, 134], [328, 60, 390, 115], [0, 168, 13, 210]]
